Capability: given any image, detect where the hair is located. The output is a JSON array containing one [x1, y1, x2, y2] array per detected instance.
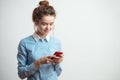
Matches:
[[32, 0, 56, 25]]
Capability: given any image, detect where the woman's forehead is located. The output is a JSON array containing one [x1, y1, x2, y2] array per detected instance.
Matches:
[[40, 15, 55, 24]]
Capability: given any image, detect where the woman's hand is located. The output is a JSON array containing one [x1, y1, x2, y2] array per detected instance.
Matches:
[[34, 55, 64, 68], [39, 56, 53, 64], [34, 56, 53, 68], [51, 54, 64, 64]]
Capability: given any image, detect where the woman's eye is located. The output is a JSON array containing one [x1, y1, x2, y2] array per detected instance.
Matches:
[[50, 23, 53, 26], [41, 22, 54, 26], [42, 23, 47, 26]]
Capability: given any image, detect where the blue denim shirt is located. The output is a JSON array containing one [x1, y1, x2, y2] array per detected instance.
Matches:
[[17, 33, 62, 80]]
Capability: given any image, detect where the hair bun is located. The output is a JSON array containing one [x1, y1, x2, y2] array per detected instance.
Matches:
[[39, 0, 49, 6]]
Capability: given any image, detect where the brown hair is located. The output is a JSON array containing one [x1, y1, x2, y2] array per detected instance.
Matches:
[[32, 0, 56, 25]]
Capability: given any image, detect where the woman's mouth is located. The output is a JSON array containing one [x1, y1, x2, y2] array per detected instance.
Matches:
[[44, 29, 50, 33]]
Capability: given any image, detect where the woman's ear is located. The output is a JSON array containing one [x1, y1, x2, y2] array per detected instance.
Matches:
[[52, 24, 55, 35], [34, 26, 38, 32]]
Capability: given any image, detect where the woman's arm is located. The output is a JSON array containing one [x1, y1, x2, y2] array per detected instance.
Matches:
[[17, 41, 38, 79]]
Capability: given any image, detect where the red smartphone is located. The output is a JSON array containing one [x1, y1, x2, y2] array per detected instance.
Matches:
[[54, 51, 63, 57]]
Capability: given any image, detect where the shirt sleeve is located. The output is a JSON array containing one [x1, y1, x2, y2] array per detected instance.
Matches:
[[54, 39, 62, 76], [54, 63, 62, 76], [17, 40, 38, 79]]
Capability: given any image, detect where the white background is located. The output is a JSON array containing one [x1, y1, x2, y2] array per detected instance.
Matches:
[[0, 0, 120, 80]]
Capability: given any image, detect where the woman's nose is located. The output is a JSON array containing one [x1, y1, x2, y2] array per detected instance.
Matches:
[[47, 24, 51, 28]]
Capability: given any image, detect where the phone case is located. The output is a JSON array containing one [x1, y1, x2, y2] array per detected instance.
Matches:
[[54, 51, 63, 57]]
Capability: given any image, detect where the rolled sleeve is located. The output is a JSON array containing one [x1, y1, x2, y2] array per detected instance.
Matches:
[[17, 41, 38, 79], [54, 63, 62, 76]]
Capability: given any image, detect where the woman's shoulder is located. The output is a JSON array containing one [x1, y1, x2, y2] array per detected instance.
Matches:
[[50, 36, 61, 43], [19, 35, 34, 44]]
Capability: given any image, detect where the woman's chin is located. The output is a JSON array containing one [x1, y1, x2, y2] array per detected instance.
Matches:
[[44, 31, 50, 34]]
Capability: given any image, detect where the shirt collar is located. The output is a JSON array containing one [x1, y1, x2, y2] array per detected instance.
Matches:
[[32, 32, 50, 42]]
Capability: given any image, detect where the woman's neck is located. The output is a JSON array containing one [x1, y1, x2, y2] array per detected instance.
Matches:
[[36, 31, 47, 39]]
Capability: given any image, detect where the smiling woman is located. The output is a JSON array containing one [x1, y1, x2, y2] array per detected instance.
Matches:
[[36, 15, 55, 38], [17, 0, 63, 80], [1, 0, 120, 80]]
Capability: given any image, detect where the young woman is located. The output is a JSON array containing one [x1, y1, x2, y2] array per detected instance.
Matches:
[[17, 0, 63, 80]]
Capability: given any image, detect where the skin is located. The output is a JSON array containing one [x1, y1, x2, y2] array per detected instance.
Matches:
[[34, 15, 63, 67], [36, 15, 55, 38]]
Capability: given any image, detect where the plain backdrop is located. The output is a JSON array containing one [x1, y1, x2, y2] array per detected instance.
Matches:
[[0, 0, 120, 80]]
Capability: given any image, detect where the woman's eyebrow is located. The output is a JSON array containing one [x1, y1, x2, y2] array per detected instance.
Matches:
[[41, 22, 54, 24]]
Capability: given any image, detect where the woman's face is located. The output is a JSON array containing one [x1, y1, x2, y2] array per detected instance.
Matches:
[[37, 15, 55, 36]]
